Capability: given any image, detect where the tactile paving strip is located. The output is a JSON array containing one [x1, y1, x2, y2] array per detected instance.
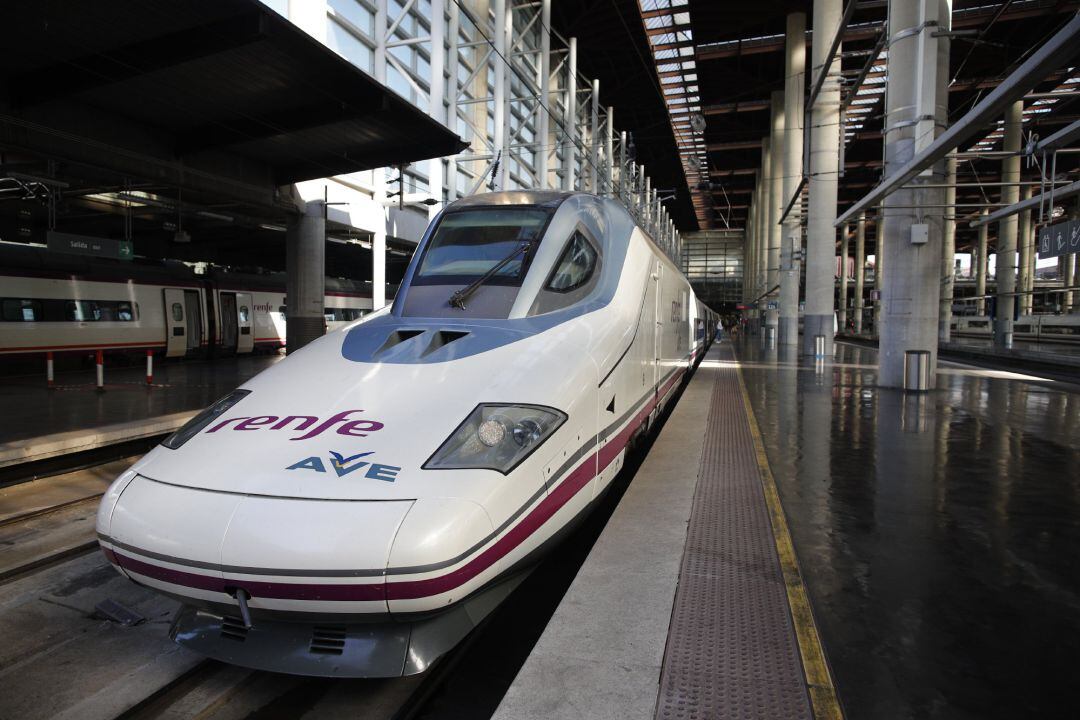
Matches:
[[654, 345, 813, 720]]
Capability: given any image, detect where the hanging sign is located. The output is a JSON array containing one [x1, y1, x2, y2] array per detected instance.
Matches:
[[1037, 220, 1080, 259]]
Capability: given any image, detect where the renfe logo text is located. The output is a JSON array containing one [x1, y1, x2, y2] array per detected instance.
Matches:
[[205, 410, 384, 441]]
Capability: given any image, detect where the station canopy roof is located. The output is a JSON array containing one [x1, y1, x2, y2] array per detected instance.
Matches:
[[1, 0, 467, 209]]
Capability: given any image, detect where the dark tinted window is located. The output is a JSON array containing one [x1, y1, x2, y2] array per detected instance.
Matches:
[[414, 208, 552, 285], [2, 299, 42, 322], [546, 232, 598, 292], [2, 298, 138, 322]]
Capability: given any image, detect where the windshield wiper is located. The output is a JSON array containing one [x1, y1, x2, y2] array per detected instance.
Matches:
[[449, 240, 532, 310]]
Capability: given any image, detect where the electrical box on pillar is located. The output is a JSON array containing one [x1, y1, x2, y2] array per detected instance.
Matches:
[[910, 224, 929, 245]]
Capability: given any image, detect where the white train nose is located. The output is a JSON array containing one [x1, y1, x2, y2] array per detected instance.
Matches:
[[385, 497, 498, 615], [99, 475, 411, 614]]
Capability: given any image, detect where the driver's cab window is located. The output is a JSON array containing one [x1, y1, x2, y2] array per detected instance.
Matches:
[[546, 231, 597, 292], [528, 228, 602, 316], [402, 207, 554, 318]]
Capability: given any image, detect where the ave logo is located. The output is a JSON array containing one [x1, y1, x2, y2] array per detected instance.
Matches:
[[287, 450, 401, 482]]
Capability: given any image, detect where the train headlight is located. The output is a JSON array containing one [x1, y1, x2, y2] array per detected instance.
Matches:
[[424, 404, 567, 474], [161, 389, 251, 449]]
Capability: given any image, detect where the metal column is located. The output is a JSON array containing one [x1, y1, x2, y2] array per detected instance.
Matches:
[[873, 208, 883, 334], [590, 79, 600, 193], [804, 0, 841, 354], [767, 91, 785, 331], [976, 215, 988, 314], [780, 12, 806, 347], [495, 0, 510, 190], [877, 0, 951, 389], [372, 0, 389, 311], [605, 107, 614, 195], [427, 0, 446, 218], [285, 201, 325, 354], [838, 224, 849, 331], [562, 37, 577, 191], [854, 213, 865, 333], [760, 139, 772, 308], [535, 0, 551, 189], [939, 153, 957, 341]]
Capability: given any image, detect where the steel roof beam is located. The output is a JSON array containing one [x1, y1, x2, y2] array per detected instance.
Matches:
[[968, 178, 1080, 227], [835, 12, 1080, 227]]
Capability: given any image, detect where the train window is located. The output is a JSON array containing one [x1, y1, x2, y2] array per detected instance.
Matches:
[[239, 306, 250, 323], [2, 299, 42, 322], [172, 303, 184, 321], [324, 307, 364, 322], [2, 298, 138, 322], [546, 231, 597, 293], [413, 207, 553, 285]]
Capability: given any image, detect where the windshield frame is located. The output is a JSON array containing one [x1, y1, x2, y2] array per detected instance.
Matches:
[[408, 205, 558, 288]]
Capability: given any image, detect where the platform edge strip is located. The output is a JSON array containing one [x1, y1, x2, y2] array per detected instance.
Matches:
[[734, 362, 844, 720]]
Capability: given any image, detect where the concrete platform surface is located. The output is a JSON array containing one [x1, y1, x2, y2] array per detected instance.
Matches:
[[493, 348, 715, 720], [494, 343, 820, 720]]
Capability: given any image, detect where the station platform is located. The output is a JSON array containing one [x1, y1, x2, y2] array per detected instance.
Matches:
[[495, 337, 1080, 719], [0, 355, 281, 467], [838, 332, 1080, 382]]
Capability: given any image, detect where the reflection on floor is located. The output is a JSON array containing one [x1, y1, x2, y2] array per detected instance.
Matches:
[[736, 338, 1080, 720]]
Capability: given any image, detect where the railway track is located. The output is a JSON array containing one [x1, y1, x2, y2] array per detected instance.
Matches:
[[110, 629, 472, 720], [0, 450, 140, 585]]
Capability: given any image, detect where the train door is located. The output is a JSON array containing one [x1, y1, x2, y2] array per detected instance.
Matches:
[[183, 290, 203, 353], [164, 288, 187, 357], [235, 292, 254, 354], [219, 292, 238, 353], [653, 262, 663, 392]]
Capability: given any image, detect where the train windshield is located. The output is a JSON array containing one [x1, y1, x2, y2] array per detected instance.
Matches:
[[413, 208, 551, 286]]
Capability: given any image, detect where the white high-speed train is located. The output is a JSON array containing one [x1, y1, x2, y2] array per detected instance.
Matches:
[[96, 191, 717, 677], [0, 245, 373, 362], [951, 314, 1080, 344]]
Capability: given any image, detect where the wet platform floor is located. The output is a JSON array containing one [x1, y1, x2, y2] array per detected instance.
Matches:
[[738, 339, 1080, 718]]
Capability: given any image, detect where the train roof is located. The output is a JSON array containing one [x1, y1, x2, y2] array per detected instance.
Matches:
[[446, 190, 575, 210]]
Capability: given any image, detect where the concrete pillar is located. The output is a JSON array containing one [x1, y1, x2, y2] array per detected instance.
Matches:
[[1018, 187, 1033, 316], [779, 12, 806, 347], [766, 91, 785, 330], [939, 153, 957, 342], [994, 101, 1022, 347], [562, 37, 577, 191], [878, 0, 950, 388], [804, 0, 841, 354], [838, 225, 849, 331], [854, 213, 866, 333], [976, 215, 988, 314], [286, 201, 325, 354]]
